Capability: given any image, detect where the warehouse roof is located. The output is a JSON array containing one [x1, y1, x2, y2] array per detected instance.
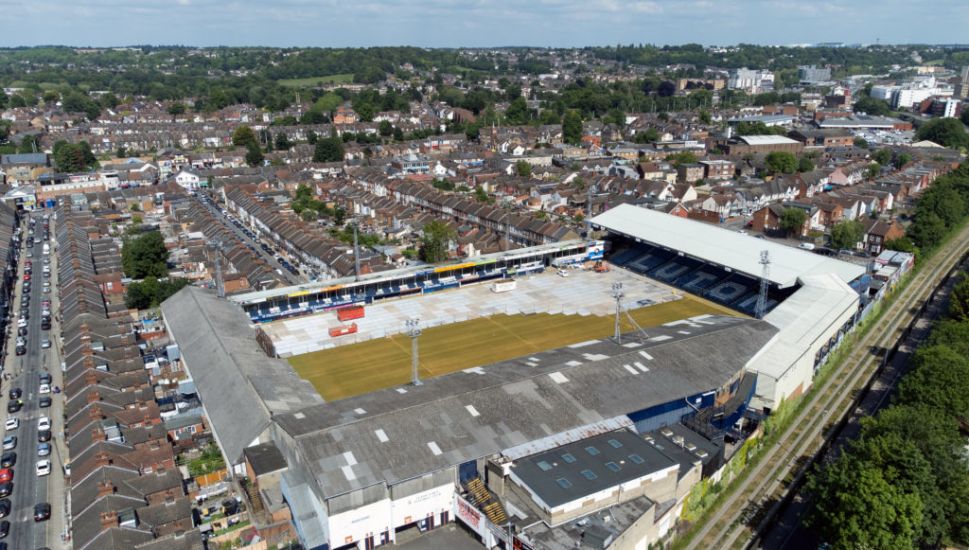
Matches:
[[511, 430, 677, 509], [736, 135, 801, 146], [591, 204, 866, 288], [161, 287, 324, 464], [275, 315, 776, 499]]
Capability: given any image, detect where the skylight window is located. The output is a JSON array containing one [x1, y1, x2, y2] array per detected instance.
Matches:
[[580, 469, 597, 480], [556, 478, 572, 489], [629, 454, 645, 465], [562, 453, 577, 464], [585, 446, 600, 456], [607, 439, 623, 449]]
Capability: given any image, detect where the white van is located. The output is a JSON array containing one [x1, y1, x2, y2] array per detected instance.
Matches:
[[798, 242, 816, 251], [42, 243, 50, 255]]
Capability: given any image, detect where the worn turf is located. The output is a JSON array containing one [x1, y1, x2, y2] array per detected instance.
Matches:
[[289, 294, 738, 401]]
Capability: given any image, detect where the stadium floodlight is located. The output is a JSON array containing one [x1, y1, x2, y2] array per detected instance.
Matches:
[[406, 318, 423, 386], [612, 282, 624, 344], [756, 250, 771, 319]]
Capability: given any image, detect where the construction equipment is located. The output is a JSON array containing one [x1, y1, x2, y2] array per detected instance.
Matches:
[[594, 261, 610, 273]]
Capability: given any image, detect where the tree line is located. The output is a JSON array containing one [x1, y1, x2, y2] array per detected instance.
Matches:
[[806, 273, 969, 548]]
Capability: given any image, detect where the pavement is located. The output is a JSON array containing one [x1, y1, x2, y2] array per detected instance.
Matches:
[[395, 523, 484, 550], [0, 211, 68, 550], [263, 266, 679, 357], [194, 191, 303, 285]]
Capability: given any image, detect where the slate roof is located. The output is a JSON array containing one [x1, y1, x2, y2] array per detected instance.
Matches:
[[274, 315, 775, 499], [161, 286, 324, 464]]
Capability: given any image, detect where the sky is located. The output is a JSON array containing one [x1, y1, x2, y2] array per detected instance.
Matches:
[[0, 0, 967, 48]]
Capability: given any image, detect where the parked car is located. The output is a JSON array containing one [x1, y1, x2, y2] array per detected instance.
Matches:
[[37, 430, 51, 443], [39, 397, 51, 409], [7, 389, 21, 400], [35, 460, 50, 477], [0, 483, 11, 498], [36, 443, 50, 457], [33, 502, 50, 522], [1, 437, 15, 451], [1, 453, 15, 469], [0, 470, 11, 484], [0, 499, 9, 519], [5, 401, 21, 414], [37, 417, 50, 431], [0, 519, 8, 538]]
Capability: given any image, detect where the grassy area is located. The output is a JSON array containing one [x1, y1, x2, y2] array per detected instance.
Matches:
[[277, 74, 354, 87], [289, 295, 737, 401], [187, 444, 226, 478]]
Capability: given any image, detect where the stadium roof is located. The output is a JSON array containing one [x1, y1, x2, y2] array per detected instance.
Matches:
[[591, 204, 866, 288], [274, 315, 776, 499], [161, 287, 324, 463], [736, 135, 801, 146]]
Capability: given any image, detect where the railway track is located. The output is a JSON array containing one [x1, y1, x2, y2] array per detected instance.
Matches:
[[682, 222, 969, 550]]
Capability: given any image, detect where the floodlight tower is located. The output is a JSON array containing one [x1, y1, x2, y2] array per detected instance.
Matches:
[[756, 250, 771, 319], [612, 282, 624, 344], [406, 318, 423, 386]]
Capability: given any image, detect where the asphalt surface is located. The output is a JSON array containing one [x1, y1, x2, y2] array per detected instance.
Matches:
[[2, 212, 63, 550], [193, 192, 304, 285], [760, 254, 969, 550]]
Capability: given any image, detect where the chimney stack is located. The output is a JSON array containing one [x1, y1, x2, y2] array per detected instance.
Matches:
[[97, 480, 115, 497], [99, 511, 117, 529]]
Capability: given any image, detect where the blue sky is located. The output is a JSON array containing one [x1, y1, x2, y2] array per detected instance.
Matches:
[[0, 0, 966, 47]]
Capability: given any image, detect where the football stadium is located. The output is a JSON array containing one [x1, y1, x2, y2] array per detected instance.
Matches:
[[162, 203, 870, 550]]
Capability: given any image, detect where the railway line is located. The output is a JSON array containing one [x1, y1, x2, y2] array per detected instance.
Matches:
[[682, 222, 969, 550]]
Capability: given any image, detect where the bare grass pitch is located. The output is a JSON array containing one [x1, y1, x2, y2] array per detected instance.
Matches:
[[289, 295, 738, 401]]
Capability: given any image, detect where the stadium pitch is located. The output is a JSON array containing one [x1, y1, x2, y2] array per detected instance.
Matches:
[[289, 295, 739, 401]]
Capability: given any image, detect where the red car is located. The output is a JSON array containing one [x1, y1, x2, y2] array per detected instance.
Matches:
[[0, 469, 12, 484], [23, 274, 30, 282]]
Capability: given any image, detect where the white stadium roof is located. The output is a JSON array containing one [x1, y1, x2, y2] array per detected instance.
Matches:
[[591, 204, 866, 288]]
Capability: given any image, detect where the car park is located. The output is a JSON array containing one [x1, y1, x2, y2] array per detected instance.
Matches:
[[35, 459, 50, 477], [1, 438, 14, 451], [3, 420, 17, 432], [33, 502, 50, 521]]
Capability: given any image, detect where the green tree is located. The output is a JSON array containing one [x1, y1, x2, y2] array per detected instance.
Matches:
[[313, 137, 345, 162], [866, 162, 882, 180], [274, 132, 292, 150], [167, 103, 186, 116], [909, 212, 948, 249], [515, 160, 532, 178], [307, 130, 318, 145], [245, 144, 264, 167], [873, 148, 893, 166], [884, 236, 916, 254], [504, 97, 530, 125], [124, 277, 191, 309], [666, 151, 698, 168], [698, 110, 712, 124], [121, 231, 169, 279], [314, 92, 343, 114], [634, 128, 660, 144], [393, 126, 405, 141], [764, 151, 797, 175], [948, 275, 969, 321], [853, 137, 869, 148], [893, 152, 912, 170], [735, 121, 788, 136], [232, 125, 258, 149], [378, 120, 393, 137], [779, 207, 807, 236], [797, 156, 815, 173], [562, 110, 583, 145], [853, 96, 892, 116], [829, 219, 864, 250], [807, 454, 924, 550], [961, 108, 969, 127], [916, 118, 969, 149], [419, 220, 456, 263], [52, 140, 97, 172]]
